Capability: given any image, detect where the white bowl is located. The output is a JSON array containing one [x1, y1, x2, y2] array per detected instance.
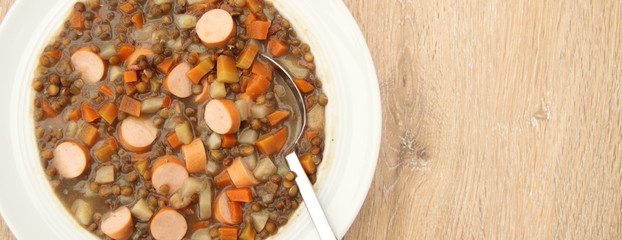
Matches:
[[0, 0, 381, 239]]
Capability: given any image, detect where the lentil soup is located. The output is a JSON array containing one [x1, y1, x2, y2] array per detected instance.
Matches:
[[31, 0, 327, 239]]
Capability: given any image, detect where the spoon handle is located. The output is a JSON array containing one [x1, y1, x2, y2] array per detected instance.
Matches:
[[285, 152, 337, 240]]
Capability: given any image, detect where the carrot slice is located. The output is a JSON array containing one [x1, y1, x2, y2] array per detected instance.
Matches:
[[243, 13, 256, 27], [194, 79, 210, 103], [119, 95, 141, 117], [45, 50, 62, 60], [216, 55, 239, 83], [189, 221, 211, 231], [68, 108, 81, 121], [99, 85, 115, 99], [157, 59, 175, 74], [162, 95, 173, 108], [268, 38, 289, 57], [187, 58, 215, 84], [214, 192, 243, 225], [40, 97, 58, 118], [221, 135, 237, 148], [227, 157, 260, 187], [251, 60, 273, 80], [272, 127, 287, 153], [81, 102, 100, 123], [124, 71, 138, 83], [94, 138, 119, 162], [215, 170, 233, 189], [131, 13, 144, 28], [247, 20, 270, 40], [294, 79, 315, 93], [245, 0, 263, 13], [267, 110, 290, 126], [98, 102, 118, 124], [299, 154, 316, 174], [219, 226, 239, 240], [118, 3, 136, 14], [79, 124, 99, 147], [256, 127, 287, 155], [244, 74, 271, 100], [166, 133, 183, 149], [225, 188, 253, 203], [70, 12, 84, 30], [235, 45, 259, 69], [305, 130, 318, 141], [124, 82, 137, 95], [117, 44, 136, 61]]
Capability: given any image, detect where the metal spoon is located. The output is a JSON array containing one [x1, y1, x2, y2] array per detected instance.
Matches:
[[260, 54, 337, 240]]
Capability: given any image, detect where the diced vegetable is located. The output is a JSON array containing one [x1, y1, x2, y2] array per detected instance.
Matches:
[[251, 104, 271, 119], [175, 121, 193, 145], [219, 226, 239, 240], [308, 105, 325, 130], [247, 21, 270, 40], [178, 177, 206, 198], [45, 50, 61, 60], [166, 38, 183, 51], [210, 82, 226, 99], [124, 71, 138, 83], [300, 154, 316, 174], [239, 223, 256, 240], [79, 124, 99, 147], [253, 157, 276, 181], [94, 138, 118, 162], [267, 110, 289, 126], [208, 133, 222, 150], [81, 102, 100, 123], [98, 44, 116, 60], [294, 79, 315, 93], [268, 38, 289, 57], [167, 133, 183, 149], [187, 0, 206, 4], [214, 170, 233, 188], [243, 154, 257, 170], [131, 199, 153, 222], [154, 0, 174, 4], [187, 58, 215, 84], [70, 12, 84, 30], [206, 160, 219, 176], [99, 85, 115, 99], [141, 97, 164, 114], [71, 199, 93, 226], [222, 135, 236, 148], [280, 54, 310, 79], [98, 102, 118, 124], [157, 59, 175, 74], [235, 99, 249, 121], [243, 13, 257, 27], [226, 188, 253, 202], [65, 121, 78, 138], [238, 129, 258, 145], [95, 165, 115, 183], [40, 97, 58, 117], [216, 55, 239, 83], [175, 14, 198, 29], [117, 44, 135, 61], [132, 25, 155, 42], [251, 60, 273, 80], [191, 228, 213, 240], [119, 95, 142, 117], [213, 191, 243, 225], [246, 0, 263, 13], [236, 45, 259, 69], [109, 66, 123, 82], [255, 127, 287, 155], [118, 2, 136, 13], [250, 210, 269, 232], [227, 157, 260, 187], [306, 130, 318, 141], [245, 74, 271, 100], [132, 13, 144, 28], [198, 182, 213, 220]]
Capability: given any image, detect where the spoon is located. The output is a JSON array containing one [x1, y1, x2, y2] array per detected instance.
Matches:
[[260, 54, 337, 240]]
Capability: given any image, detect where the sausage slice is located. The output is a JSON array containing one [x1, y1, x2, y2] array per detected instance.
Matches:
[[152, 156, 189, 194], [119, 116, 158, 152], [150, 208, 188, 240], [182, 138, 207, 174], [52, 141, 90, 179], [164, 62, 193, 98], [71, 48, 106, 84], [204, 99, 241, 135], [196, 9, 236, 48], [101, 206, 134, 240]]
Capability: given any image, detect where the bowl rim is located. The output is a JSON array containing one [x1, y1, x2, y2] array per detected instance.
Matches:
[[0, 0, 381, 239]]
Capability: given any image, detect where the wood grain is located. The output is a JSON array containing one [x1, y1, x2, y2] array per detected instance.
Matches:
[[2, 0, 622, 239]]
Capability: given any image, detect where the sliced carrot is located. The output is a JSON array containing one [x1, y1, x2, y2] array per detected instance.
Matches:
[[267, 110, 290, 126], [156, 59, 175, 74], [118, 3, 136, 14], [236, 45, 259, 70], [194, 79, 210, 103], [189, 52, 200, 61], [79, 124, 99, 147], [107, 137, 119, 149], [245, 0, 263, 13], [45, 50, 62, 60], [219, 226, 239, 240], [244, 74, 270, 100], [70, 12, 84, 30], [99, 85, 115, 99], [131, 152, 150, 163], [214, 170, 233, 188], [131, 13, 144, 28], [256, 127, 287, 155], [294, 79, 315, 93], [214, 192, 243, 225], [272, 127, 287, 153], [247, 20, 270, 40], [268, 38, 289, 57], [162, 95, 173, 108], [81, 102, 100, 123], [251, 60, 273, 80], [189, 221, 211, 231], [98, 102, 118, 124], [68, 107, 81, 121], [124, 71, 138, 83], [299, 154, 316, 174], [187, 58, 215, 84], [124, 82, 137, 95], [243, 13, 256, 27], [119, 95, 141, 117], [216, 55, 239, 83], [94, 138, 119, 162], [221, 135, 237, 148], [225, 188, 253, 203], [227, 157, 260, 187], [40, 97, 58, 118], [117, 44, 136, 61], [166, 133, 183, 149], [305, 130, 318, 141]]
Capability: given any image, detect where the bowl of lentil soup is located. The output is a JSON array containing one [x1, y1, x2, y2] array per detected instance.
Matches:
[[0, 0, 380, 239]]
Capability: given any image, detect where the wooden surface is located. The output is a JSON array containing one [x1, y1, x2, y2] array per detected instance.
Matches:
[[2, 0, 622, 239]]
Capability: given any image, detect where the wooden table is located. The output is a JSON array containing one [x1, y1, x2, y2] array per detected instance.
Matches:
[[3, 0, 622, 239]]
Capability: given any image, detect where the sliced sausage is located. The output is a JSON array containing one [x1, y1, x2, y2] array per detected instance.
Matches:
[[213, 191, 243, 225], [119, 116, 158, 152], [71, 48, 106, 84], [227, 157, 260, 187], [150, 208, 188, 240], [204, 99, 241, 134], [182, 138, 207, 174], [194, 79, 210, 103], [52, 141, 90, 179], [164, 62, 193, 98], [152, 156, 189, 194], [196, 9, 236, 48], [101, 206, 134, 240], [126, 48, 154, 66]]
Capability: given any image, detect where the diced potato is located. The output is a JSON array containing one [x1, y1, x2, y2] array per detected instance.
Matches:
[[191, 228, 212, 240], [109, 66, 123, 82], [132, 25, 155, 42], [154, 0, 174, 4], [65, 121, 78, 138], [239, 223, 256, 240], [206, 160, 219, 176], [166, 38, 183, 51], [169, 193, 192, 209], [235, 99, 249, 121], [210, 82, 226, 99], [98, 44, 116, 60], [131, 199, 153, 222], [253, 158, 277, 181], [94, 165, 115, 183], [250, 210, 269, 232], [207, 133, 222, 150], [178, 177, 205, 198], [175, 121, 193, 145], [141, 97, 164, 114], [71, 199, 93, 226], [198, 182, 213, 220], [187, 0, 205, 4], [175, 14, 197, 29], [243, 154, 257, 170], [308, 105, 325, 130], [238, 129, 258, 145], [251, 104, 271, 119]]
